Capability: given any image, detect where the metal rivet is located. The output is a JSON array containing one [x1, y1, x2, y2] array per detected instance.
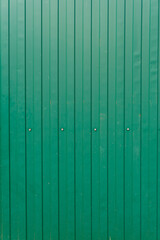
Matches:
[[126, 128, 130, 131], [61, 128, 64, 131], [94, 128, 97, 132], [28, 128, 32, 132]]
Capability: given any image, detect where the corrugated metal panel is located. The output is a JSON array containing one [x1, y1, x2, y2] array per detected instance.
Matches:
[[0, 0, 159, 239]]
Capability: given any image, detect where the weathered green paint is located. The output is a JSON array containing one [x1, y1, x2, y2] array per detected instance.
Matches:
[[0, 0, 159, 239]]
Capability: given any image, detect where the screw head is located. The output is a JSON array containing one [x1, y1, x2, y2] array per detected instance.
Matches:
[[28, 128, 32, 132], [94, 128, 97, 132], [126, 128, 130, 131], [61, 128, 64, 131]]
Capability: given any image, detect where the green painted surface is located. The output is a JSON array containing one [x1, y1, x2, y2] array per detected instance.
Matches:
[[0, 0, 159, 239]]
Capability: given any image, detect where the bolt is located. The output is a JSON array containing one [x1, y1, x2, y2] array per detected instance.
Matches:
[[126, 128, 130, 131], [28, 128, 32, 132], [61, 128, 64, 131], [94, 128, 97, 132]]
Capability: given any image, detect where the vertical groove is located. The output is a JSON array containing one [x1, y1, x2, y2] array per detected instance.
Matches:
[[49, 6, 51, 237], [74, 0, 76, 239], [115, 0, 117, 226], [24, 0, 27, 239], [48, 1, 51, 235], [8, 0, 11, 238], [0, 0, 1, 235], [65, 4, 67, 225], [58, 0, 60, 238], [81, 0, 84, 234], [123, 0, 126, 239], [41, 0, 43, 238], [82, 0, 84, 235], [132, 0, 134, 223], [107, 0, 109, 237], [66, 0, 67, 234], [131, 0, 134, 228], [140, 0, 143, 239], [98, 0, 100, 234], [65, 0, 67, 182], [82, 1, 84, 236], [90, 0, 92, 238], [148, 2, 151, 215], [157, 1, 159, 238]]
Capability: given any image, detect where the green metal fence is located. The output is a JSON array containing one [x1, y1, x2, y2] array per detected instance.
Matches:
[[0, 0, 160, 239]]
